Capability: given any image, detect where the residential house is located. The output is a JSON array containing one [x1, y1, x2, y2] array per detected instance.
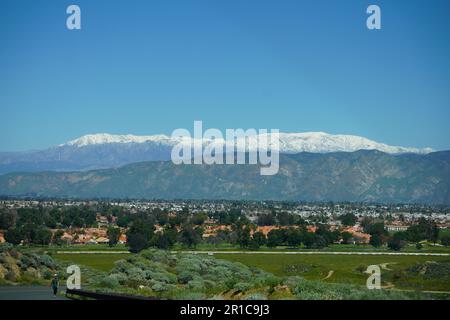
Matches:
[[385, 224, 409, 232], [95, 237, 109, 244], [118, 234, 127, 244]]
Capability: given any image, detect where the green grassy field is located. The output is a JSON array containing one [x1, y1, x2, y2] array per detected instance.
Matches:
[[46, 244, 128, 252], [33, 241, 450, 254], [54, 253, 130, 272], [439, 228, 450, 239], [214, 253, 450, 292], [175, 243, 450, 253]]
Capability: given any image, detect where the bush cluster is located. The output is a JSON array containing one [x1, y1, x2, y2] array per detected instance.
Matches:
[[98, 249, 281, 298]]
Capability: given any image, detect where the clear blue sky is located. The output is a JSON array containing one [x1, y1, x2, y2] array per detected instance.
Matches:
[[1, 0, 449, 151]]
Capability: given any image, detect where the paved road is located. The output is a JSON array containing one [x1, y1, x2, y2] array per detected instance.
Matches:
[[0, 286, 69, 300]]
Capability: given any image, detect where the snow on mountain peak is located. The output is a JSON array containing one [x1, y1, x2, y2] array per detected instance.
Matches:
[[62, 133, 172, 147], [61, 132, 434, 154], [276, 132, 433, 154]]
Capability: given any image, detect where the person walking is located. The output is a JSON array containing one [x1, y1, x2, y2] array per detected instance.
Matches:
[[50, 274, 59, 297]]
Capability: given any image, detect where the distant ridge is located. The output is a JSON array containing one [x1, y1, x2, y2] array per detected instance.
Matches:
[[61, 132, 434, 154], [0, 150, 448, 204], [0, 132, 435, 175]]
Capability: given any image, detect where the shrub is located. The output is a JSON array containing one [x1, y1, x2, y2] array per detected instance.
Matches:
[[134, 260, 151, 270], [225, 277, 238, 289], [125, 267, 148, 287], [187, 278, 205, 290], [33, 254, 57, 269], [141, 249, 176, 266], [234, 282, 252, 292], [23, 268, 41, 280], [43, 269, 53, 280], [206, 266, 232, 282], [176, 256, 205, 274], [126, 267, 145, 278], [227, 262, 253, 279], [144, 270, 176, 284], [0, 243, 13, 253], [346, 288, 409, 300], [18, 254, 38, 270], [260, 274, 280, 289], [109, 273, 128, 285], [113, 260, 133, 273], [96, 275, 120, 289], [9, 248, 21, 259], [177, 271, 195, 284], [151, 282, 175, 292], [292, 278, 346, 300], [5, 271, 18, 282], [203, 279, 217, 289], [422, 262, 450, 279], [56, 271, 66, 280]]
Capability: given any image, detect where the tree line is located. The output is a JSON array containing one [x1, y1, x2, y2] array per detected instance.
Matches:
[[1, 206, 448, 251]]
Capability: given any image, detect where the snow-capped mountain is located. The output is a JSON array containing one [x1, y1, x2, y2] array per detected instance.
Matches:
[[62, 133, 174, 147], [61, 132, 433, 154], [276, 132, 433, 154], [0, 131, 434, 175]]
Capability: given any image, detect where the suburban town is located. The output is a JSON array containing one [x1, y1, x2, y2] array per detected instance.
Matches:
[[1, 199, 449, 249]]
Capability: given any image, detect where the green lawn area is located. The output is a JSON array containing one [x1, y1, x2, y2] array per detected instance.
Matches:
[[175, 242, 450, 253], [214, 253, 450, 292], [47, 243, 128, 252], [439, 228, 450, 239], [31, 241, 450, 254], [54, 253, 131, 272]]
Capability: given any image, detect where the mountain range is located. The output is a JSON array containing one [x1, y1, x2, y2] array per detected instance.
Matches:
[[0, 132, 447, 204], [0, 150, 448, 204], [0, 132, 434, 175]]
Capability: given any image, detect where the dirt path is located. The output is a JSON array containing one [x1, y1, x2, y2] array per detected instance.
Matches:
[[322, 270, 334, 280], [379, 262, 397, 271]]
